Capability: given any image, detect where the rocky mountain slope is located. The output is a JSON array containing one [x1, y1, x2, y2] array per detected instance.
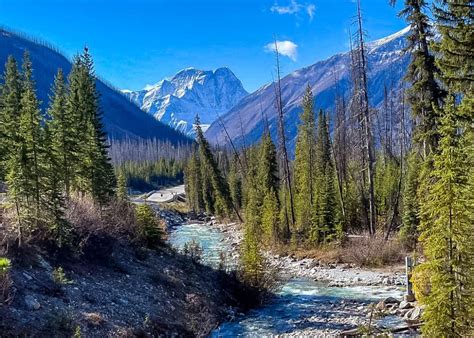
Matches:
[[205, 27, 411, 150], [122, 67, 248, 135], [0, 29, 189, 143]]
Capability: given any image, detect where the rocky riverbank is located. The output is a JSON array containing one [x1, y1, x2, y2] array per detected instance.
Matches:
[[200, 218, 423, 336]]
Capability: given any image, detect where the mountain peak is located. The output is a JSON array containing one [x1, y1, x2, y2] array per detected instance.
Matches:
[[123, 67, 248, 136]]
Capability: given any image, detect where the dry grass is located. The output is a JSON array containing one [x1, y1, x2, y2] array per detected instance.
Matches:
[[341, 234, 405, 267], [276, 233, 405, 268], [83, 312, 105, 326]]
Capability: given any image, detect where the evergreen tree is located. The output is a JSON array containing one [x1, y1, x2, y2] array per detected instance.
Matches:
[[135, 204, 165, 248], [434, 0, 474, 96], [400, 150, 421, 249], [48, 69, 77, 196], [195, 115, 234, 218], [72, 48, 116, 203], [185, 150, 204, 212], [41, 124, 71, 247], [18, 52, 43, 226], [313, 111, 337, 244], [413, 94, 474, 336], [399, 0, 444, 156], [116, 172, 128, 202], [256, 131, 280, 241], [294, 85, 317, 238], [228, 154, 242, 210], [0, 57, 21, 181]]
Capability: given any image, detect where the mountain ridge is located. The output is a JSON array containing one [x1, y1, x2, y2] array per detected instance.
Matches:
[[0, 28, 190, 144], [205, 26, 411, 150], [122, 67, 248, 135]]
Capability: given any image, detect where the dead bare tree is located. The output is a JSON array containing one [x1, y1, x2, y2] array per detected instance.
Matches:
[[353, 0, 377, 236], [273, 38, 295, 236]]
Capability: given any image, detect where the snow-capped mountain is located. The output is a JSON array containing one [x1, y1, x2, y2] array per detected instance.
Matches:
[[122, 67, 248, 135], [205, 27, 411, 151]]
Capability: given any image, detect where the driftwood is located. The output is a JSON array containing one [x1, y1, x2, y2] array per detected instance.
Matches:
[[339, 323, 422, 337]]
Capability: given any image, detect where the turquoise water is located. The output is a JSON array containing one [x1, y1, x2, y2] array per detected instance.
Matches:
[[168, 222, 234, 269], [167, 223, 405, 337]]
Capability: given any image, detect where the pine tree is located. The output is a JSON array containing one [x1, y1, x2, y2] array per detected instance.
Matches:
[[294, 85, 317, 238], [185, 149, 204, 212], [313, 111, 337, 244], [72, 48, 116, 203], [399, 0, 444, 156], [228, 154, 243, 210], [195, 115, 234, 218], [433, 0, 474, 96], [256, 131, 280, 240], [135, 204, 164, 248], [413, 94, 474, 336], [18, 52, 43, 226], [400, 150, 421, 249], [116, 172, 128, 202], [48, 69, 77, 196], [41, 124, 71, 247], [0, 56, 21, 182]]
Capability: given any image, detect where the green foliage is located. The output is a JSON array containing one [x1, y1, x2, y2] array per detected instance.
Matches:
[[135, 204, 164, 248], [183, 239, 203, 263], [400, 0, 444, 156], [0, 258, 11, 275], [312, 111, 338, 244], [413, 94, 474, 336], [399, 151, 421, 249], [0, 50, 118, 248], [294, 85, 317, 238], [194, 115, 234, 218], [117, 158, 184, 192], [0, 257, 12, 304], [52, 266, 73, 285], [116, 172, 128, 201]]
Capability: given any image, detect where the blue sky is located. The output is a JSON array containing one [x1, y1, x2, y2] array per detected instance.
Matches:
[[0, 0, 406, 92]]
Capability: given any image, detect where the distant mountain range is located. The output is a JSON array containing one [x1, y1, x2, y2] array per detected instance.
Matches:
[[122, 67, 248, 136], [0, 29, 190, 144], [205, 26, 411, 151]]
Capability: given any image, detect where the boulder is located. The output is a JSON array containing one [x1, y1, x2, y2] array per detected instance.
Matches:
[[24, 295, 40, 310], [399, 300, 414, 310], [404, 293, 416, 302], [383, 297, 400, 304], [404, 306, 424, 322]]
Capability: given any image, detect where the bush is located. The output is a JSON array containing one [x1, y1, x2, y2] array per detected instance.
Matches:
[[183, 239, 203, 263], [342, 234, 405, 267], [0, 257, 12, 304], [135, 204, 165, 248], [52, 267, 73, 285]]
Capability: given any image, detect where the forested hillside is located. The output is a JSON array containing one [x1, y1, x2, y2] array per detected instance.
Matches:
[[185, 1, 473, 335], [0, 28, 190, 142]]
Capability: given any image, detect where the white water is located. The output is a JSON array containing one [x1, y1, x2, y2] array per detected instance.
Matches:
[[167, 223, 405, 337]]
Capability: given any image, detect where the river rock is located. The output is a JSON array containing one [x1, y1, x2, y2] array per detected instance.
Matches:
[[404, 306, 424, 321], [399, 300, 413, 309], [24, 295, 40, 310], [404, 294, 416, 302], [383, 296, 400, 304]]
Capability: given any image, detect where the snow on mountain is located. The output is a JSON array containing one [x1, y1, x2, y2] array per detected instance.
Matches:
[[122, 67, 248, 136], [205, 26, 412, 151]]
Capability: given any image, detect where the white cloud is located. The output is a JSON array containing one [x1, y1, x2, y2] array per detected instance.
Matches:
[[271, 0, 316, 20], [265, 40, 298, 61]]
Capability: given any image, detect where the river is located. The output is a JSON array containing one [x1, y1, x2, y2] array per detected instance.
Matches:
[[168, 222, 406, 336]]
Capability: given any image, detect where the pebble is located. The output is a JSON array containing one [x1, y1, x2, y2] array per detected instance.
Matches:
[[24, 295, 40, 310]]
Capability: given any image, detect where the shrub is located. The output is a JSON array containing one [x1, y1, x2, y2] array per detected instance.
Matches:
[[0, 257, 12, 304], [52, 267, 73, 285], [135, 204, 165, 248], [183, 239, 203, 263], [342, 234, 405, 267]]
